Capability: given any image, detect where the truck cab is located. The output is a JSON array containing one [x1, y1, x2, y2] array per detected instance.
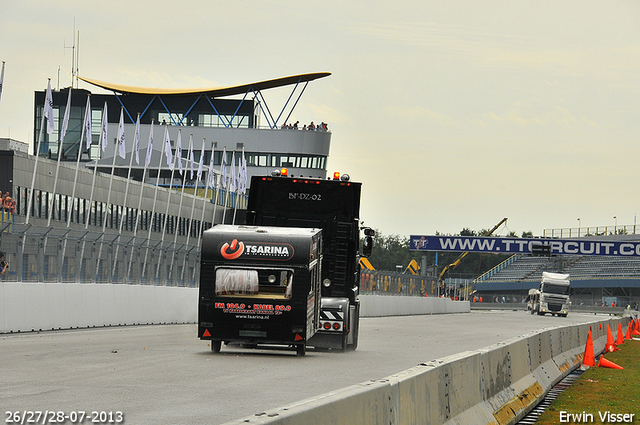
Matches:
[[529, 271, 570, 317], [243, 172, 371, 351]]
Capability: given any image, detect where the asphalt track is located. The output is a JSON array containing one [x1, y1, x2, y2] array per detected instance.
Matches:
[[1, 311, 605, 424]]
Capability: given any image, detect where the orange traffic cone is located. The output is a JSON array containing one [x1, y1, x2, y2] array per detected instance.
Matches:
[[626, 322, 633, 340], [605, 324, 618, 352], [582, 329, 595, 367], [633, 319, 640, 336], [598, 355, 624, 370], [616, 323, 624, 345]]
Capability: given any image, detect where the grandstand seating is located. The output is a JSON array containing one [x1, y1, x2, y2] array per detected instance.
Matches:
[[478, 255, 640, 283]]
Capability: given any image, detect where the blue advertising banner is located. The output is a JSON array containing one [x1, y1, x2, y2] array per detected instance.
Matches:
[[409, 235, 640, 257]]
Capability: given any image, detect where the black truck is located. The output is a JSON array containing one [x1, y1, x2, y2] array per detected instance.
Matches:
[[198, 171, 372, 355]]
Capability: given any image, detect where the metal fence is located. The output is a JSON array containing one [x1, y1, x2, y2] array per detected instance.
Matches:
[[360, 270, 438, 297], [1, 220, 201, 286]]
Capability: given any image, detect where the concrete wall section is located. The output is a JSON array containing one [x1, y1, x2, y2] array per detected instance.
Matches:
[[0, 285, 467, 333], [0, 283, 199, 333], [359, 295, 470, 317], [222, 317, 630, 425]]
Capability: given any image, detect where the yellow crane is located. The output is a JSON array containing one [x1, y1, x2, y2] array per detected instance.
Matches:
[[359, 257, 375, 270], [437, 218, 508, 287]]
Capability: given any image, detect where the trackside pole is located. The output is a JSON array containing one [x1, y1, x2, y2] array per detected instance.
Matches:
[[142, 125, 167, 282]]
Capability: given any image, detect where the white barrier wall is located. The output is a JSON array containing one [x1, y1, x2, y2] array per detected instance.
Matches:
[[0, 283, 198, 333], [0, 283, 466, 333], [222, 317, 629, 425], [360, 295, 469, 316]]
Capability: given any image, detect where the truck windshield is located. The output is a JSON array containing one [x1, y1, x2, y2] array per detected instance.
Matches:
[[215, 268, 293, 299], [542, 284, 569, 295]]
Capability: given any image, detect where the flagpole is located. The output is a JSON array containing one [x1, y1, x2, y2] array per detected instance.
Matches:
[[46, 88, 72, 227], [197, 140, 212, 240], [194, 141, 216, 282], [112, 111, 136, 281], [222, 149, 232, 224], [25, 79, 54, 226], [128, 120, 153, 281], [141, 125, 168, 282], [182, 137, 203, 284], [0, 61, 5, 107], [155, 129, 179, 283], [212, 145, 226, 228], [170, 133, 191, 284], [59, 93, 89, 281], [80, 100, 104, 282], [42, 87, 72, 279], [85, 102, 106, 234], [232, 152, 241, 224], [95, 107, 123, 281]]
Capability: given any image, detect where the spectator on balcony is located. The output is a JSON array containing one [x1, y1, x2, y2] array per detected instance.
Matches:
[[2, 192, 13, 212], [0, 251, 8, 276]]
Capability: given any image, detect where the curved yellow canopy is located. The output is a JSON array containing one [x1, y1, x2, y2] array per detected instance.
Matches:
[[78, 72, 331, 97]]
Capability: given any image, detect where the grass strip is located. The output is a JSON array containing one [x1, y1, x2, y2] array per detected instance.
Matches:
[[536, 336, 640, 424]]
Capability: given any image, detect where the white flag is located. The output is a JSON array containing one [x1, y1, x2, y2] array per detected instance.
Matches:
[[207, 143, 215, 188], [164, 126, 173, 169], [60, 88, 72, 144], [0, 61, 5, 105], [220, 147, 227, 189], [100, 102, 108, 152], [134, 114, 141, 165], [230, 151, 236, 193], [86, 96, 94, 151], [197, 139, 205, 182], [44, 80, 55, 135], [188, 135, 195, 180], [145, 121, 154, 166], [241, 148, 247, 195], [117, 108, 126, 159], [176, 130, 183, 175]]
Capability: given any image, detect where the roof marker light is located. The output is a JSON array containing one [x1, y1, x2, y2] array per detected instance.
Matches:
[[281, 168, 288, 177], [333, 172, 340, 180]]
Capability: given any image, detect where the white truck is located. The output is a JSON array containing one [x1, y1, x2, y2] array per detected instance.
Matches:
[[527, 272, 571, 317]]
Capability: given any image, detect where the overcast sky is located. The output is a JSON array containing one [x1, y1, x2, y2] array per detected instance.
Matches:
[[1, 1, 639, 238]]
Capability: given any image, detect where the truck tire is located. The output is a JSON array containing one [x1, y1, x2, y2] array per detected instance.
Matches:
[[211, 340, 222, 353]]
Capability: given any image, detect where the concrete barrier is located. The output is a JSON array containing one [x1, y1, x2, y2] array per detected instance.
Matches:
[[359, 295, 470, 317], [0, 282, 198, 333], [222, 316, 631, 425], [0, 284, 468, 333]]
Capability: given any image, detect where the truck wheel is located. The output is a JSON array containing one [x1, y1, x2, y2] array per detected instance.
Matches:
[[296, 344, 306, 357], [211, 340, 222, 353]]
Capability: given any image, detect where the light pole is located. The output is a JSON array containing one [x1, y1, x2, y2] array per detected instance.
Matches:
[[614, 216, 617, 234], [577, 218, 581, 237]]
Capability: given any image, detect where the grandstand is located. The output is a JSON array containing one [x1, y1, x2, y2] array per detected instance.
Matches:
[[474, 250, 640, 308]]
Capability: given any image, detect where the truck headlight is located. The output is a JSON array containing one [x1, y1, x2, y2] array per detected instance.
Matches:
[[323, 278, 331, 288]]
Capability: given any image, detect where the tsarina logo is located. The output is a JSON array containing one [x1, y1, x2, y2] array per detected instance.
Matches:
[[220, 239, 295, 261], [220, 239, 244, 260]]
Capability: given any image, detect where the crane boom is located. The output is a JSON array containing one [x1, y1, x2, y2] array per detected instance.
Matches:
[[437, 218, 508, 285]]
